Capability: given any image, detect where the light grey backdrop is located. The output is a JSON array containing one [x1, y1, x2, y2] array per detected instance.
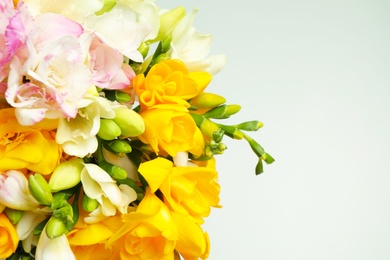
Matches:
[[161, 1, 390, 259]]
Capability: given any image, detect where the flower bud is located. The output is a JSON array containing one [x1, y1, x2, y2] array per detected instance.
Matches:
[[156, 6, 186, 42], [46, 217, 68, 239], [104, 90, 132, 103], [98, 160, 128, 180], [0, 170, 40, 210], [29, 173, 53, 206], [4, 208, 23, 225], [98, 119, 122, 140], [113, 107, 145, 137], [203, 104, 241, 119], [105, 139, 132, 154], [220, 125, 243, 140], [236, 120, 264, 131], [138, 42, 150, 59], [49, 159, 84, 192], [82, 194, 99, 212], [190, 92, 226, 109]]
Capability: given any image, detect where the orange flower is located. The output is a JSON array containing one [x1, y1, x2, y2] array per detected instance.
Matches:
[[0, 213, 18, 258], [0, 108, 61, 175], [138, 157, 221, 224], [133, 59, 212, 110], [107, 188, 178, 260], [138, 104, 204, 157]]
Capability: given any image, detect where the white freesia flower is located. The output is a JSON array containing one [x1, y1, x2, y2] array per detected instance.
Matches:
[[5, 7, 94, 125], [81, 163, 137, 217], [22, 0, 104, 21], [16, 211, 46, 253], [0, 170, 40, 210], [117, 0, 160, 41], [35, 227, 75, 260], [84, 3, 152, 62], [56, 92, 116, 157], [169, 8, 227, 75]]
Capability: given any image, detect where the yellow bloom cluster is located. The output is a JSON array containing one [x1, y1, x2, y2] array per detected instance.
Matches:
[[0, 1, 273, 259]]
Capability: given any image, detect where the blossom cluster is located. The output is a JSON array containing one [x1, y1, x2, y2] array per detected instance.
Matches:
[[0, 0, 273, 259]]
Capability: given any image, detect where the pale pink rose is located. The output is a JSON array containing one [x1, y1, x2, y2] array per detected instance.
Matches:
[[89, 36, 135, 90]]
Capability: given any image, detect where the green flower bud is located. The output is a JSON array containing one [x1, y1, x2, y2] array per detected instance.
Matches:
[[104, 90, 132, 103], [236, 120, 264, 131], [113, 107, 145, 137], [29, 174, 53, 206], [105, 139, 132, 154], [161, 35, 172, 53], [46, 217, 68, 239], [138, 42, 150, 59], [49, 159, 84, 192], [190, 92, 226, 109], [203, 104, 241, 119], [255, 159, 264, 175], [98, 160, 128, 180], [4, 208, 23, 225], [156, 6, 186, 42], [98, 119, 122, 140], [82, 194, 99, 212], [220, 125, 243, 140], [53, 203, 74, 223], [153, 53, 170, 65]]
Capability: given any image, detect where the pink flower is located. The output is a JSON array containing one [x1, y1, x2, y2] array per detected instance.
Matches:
[[4, 5, 93, 125], [89, 36, 135, 90]]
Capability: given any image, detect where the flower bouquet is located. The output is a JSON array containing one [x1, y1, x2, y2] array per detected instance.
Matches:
[[0, 0, 274, 259]]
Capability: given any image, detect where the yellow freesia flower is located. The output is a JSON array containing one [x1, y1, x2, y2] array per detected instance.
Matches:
[[67, 209, 123, 259], [138, 104, 204, 157], [107, 188, 178, 260], [138, 157, 221, 224], [0, 213, 19, 258], [171, 211, 210, 260], [0, 108, 61, 175], [133, 59, 212, 110]]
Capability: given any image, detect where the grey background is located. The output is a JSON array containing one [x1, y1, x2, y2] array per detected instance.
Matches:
[[161, 1, 390, 259]]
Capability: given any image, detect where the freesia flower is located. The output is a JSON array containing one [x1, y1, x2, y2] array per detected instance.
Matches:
[[67, 209, 123, 259], [169, 9, 227, 75], [0, 108, 61, 174], [133, 59, 212, 110], [55, 93, 116, 157], [0, 170, 40, 211], [138, 104, 205, 157], [138, 157, 221, 223], [84, 3, 152, 62], [0, 213, 18, 258], [81, 163, 137, 217], [107, 188, 178, 260], [5, 5, 93, 125], [89, 36, 135, 90], [171, 211, 210, 259], [35, 226, 75, 260], [0, 0, 17, 85], [15, 211, 46, 254]]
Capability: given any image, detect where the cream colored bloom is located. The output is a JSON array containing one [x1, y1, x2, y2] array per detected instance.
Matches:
[[16, 211, 46, 254], [36, 227, 76, 260], [81, 164, 137, 218], [0, 170, 39, 211], [56, 92, 116, 157], [169, 9, 227, 75]]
